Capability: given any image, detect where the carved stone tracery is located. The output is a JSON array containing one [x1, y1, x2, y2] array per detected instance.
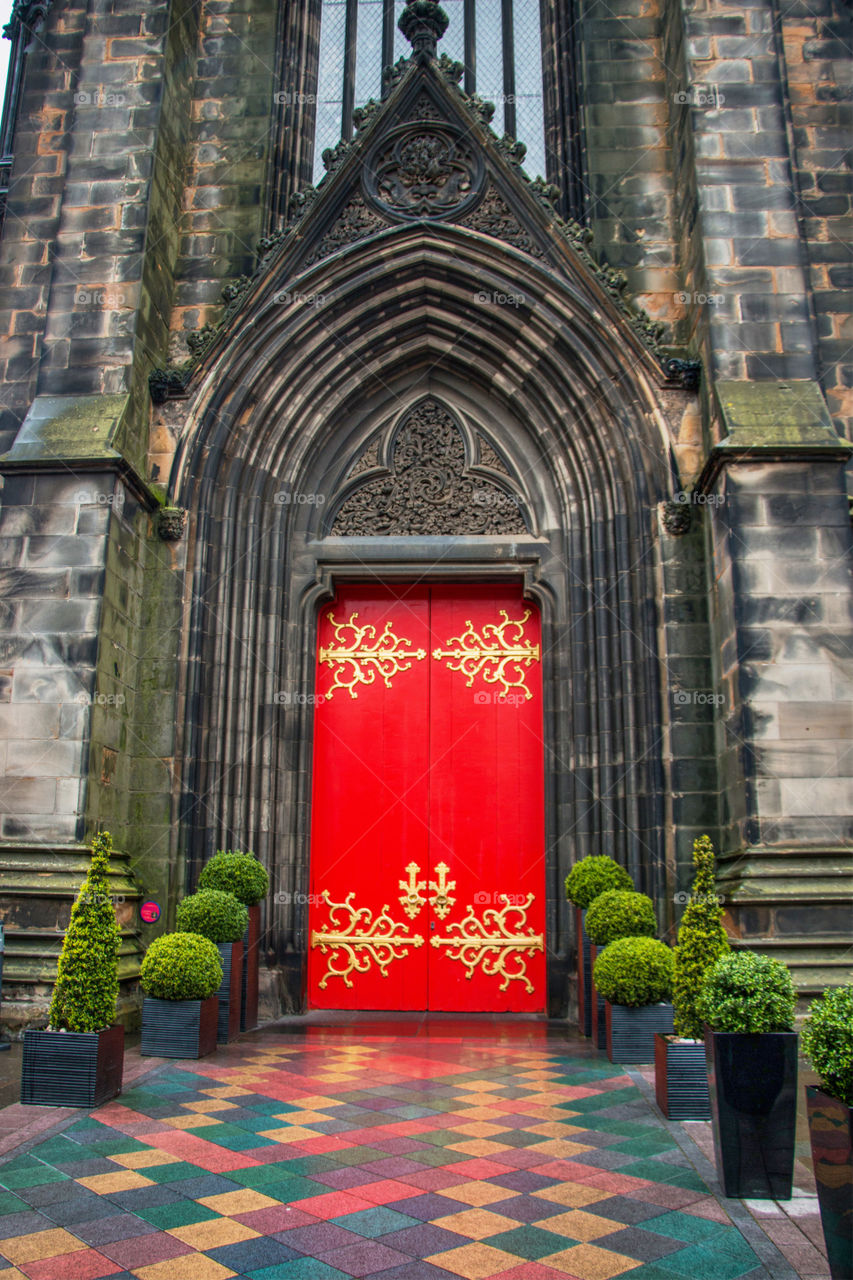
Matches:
[[331, 400, 527, 537], [364, 125, 484, 221]]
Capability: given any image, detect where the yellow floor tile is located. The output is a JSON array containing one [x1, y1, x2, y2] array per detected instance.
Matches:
[[447, 1139, 512, 1157], [456, 1081, 505, 1093], [256, 1125, 320, 1143], [454, 1106, 505, 1121], [540, 1243, 642, 1279], [167, 1218, 260, 1249], [524, 1139, 594, 1158], [200, 1086, 251, 1098], [77, 1170, 154, 1193], [108, 1150, 182, 1169], [132, 1257, 238, 1280], [289, 1095, 343, 1109], [526, 1121, 592, 1139], [0, 1228, 83, 1264], [451, 1122, 509, 1138], [432, 1208, 520, 1240], [183, 1099, 239, 1114], [535, 1210, 616, 1241], [532, 1183, 611, 1208], [427, 1243, 523, 1279], [275, 1109, 332, 1125], [439, 1181, 514, 1207], [162, 1114, 220, 1130], [197, 1189, 281, 1215]]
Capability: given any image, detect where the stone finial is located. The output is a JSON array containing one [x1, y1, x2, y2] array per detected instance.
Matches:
[[398, 1, 449, 58]]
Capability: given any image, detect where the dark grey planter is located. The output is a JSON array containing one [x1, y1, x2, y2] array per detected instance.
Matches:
[[575, 907, 592, 1037], [241, 902, 260, 1032], [216, 942, 243, 1044], [141, 995, 218, 1059], [606, 1001, 674, 1063], [655, 1034, 711, 1120], [706, 1029, 797, 1199], [21, 1025, 124, 1108]]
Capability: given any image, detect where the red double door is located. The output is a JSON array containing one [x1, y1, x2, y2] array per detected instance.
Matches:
[[308, 583, 546, 1011]]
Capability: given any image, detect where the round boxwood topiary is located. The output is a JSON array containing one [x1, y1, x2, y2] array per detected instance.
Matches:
[[585, 889, 656, 947], [176, 889, 248, 944], [564, 856, 633, 909], [698, 950, 796, 1034], [593, 937, 675, 1007], [198, 850, 269, 906], [140, 933, 223, 1001], [801, 985, 853, 1106]]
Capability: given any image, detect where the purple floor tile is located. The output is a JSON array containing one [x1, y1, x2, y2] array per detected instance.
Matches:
[[312, 1168, 379, 1190], [280, 1222, 369, 1254], [378, 1223, 472, 1257], [383, 1194, 462, 1222], [489, 1194, 571, 1223], [316, 1239, 411, 1277], [71, 1214, 161, 1245], [486, 1171, 560, 1193]]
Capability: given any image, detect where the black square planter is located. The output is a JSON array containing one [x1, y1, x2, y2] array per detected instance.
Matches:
[[241, 902, 260, 1032], [705, 1029, 797, 1200], [806, 1085, 853, 1280], [605, 1001, 674, 1063], [575, 907, 592, 1037], [21, 1025, 124, 1108], [141, 995, 219, 1058]]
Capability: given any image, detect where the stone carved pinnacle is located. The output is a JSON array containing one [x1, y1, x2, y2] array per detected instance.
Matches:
[[398, 1, 449, 59]]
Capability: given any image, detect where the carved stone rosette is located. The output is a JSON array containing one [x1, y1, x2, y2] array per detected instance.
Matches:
[[330, 399, 527, 537], [364, 124, 485, 222]]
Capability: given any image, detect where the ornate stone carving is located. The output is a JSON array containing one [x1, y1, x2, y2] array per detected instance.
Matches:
[[364, 125, 484, 221], [305, 195, 388, 266], [348, 437, 381, 477], [157, 507, 187, 542], [407, 92, 444, 122], [477, 436, 509, 474], [660, 500, 692, 536], [331, 399, 527, 536], [458, 185, 545, 260], [663, 357, 702, 391]]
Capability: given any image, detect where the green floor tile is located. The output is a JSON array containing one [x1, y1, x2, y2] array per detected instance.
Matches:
[[647, 1212, 733, 1244], [654, 1242, 759, 1280], [485, 1224, 578, 1259], [250, 1175, 332, 1202], [610, 1134, 678, 1157], [0, 1191, 29, 1215], [0, 1166, 70, 1189], [247, 1262, 350, 1280], [222, 1165, 302, 1188], [135, 1200, 222, 1229], [193, 1123, 278, 1151], [141, 1161, 209, 1184], [618, 1160, 708, 1191]]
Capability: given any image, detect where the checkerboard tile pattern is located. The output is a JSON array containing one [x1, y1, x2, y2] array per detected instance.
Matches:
[[0, 1029, 766, 1280]]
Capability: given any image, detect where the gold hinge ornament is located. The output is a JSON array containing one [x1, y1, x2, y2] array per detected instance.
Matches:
[[432, 610, 540, 700], [431, 894, 544, 992], [311, 890, 424, 988], [320, 612, 427, 699], [398, 861, 427, 919], [428, 861, 457, 919]]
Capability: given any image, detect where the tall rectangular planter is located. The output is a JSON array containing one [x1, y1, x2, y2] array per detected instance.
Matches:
[[705, 1029, 797, 1200], [575, 907, 591, 1037], [606, 1002, 674, 1064], [217, 942, 243, 1044], [141, 996, 218, 1059], [21, 1025, 124, 1108], [589, 944, 606, 1050], [654, 1034, 711, 1120], [805, 1085, 853, 1280], [241, 902, 260, 1032]]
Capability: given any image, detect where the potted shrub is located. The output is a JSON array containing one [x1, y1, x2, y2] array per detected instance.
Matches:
[[140, 932, 223, 1058], [22, 831, 124, 1107], [656, 835, 729, 1121], [699, 950, 797, 1199], [564, 855, 633, 1036], [801, 984, 853, 1280], [593, 936, 674, 1063], [585, 889, 656, 1049], [176, 889, 248, 1043], [199, 849, 269, 1030]]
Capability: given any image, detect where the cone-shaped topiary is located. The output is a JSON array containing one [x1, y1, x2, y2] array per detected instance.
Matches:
[[593, 937, 675, 1007], [140, 933, 223, 1001], [48, 830, 120, 1033], [801, 985, 853, 1106], [585, 890, 656, 947], [673, 835, 730, 1039], [198, 850, 269, 906], [564, 855, 633, 909], [176, 889, 248, 943]]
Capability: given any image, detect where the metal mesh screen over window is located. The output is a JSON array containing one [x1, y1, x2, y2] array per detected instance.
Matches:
[[313, 0, 546, 185]]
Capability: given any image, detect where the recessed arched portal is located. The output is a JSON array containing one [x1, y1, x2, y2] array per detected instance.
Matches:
[[171, 222, 677, 1015]]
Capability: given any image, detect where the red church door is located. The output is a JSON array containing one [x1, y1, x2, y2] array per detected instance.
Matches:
[[308, 583, 545, 1011]]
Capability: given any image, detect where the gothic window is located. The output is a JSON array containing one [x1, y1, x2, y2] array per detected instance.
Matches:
[[312, 0, 546, 184], [0, 1, 52, 226]]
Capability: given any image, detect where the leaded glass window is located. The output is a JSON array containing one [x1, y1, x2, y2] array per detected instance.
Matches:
[[312, 0, 546, 184]]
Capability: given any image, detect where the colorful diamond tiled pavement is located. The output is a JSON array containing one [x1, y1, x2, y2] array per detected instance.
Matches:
[[0, 1025, 787, 1280]]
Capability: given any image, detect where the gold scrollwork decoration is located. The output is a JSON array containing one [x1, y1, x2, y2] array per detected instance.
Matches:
[[398, 861, 427, 919], [311, 890, 424, 988], [320, 612, 427, 699], [428, 861, 456, 919], [432, 610, 540, 700], [431, 894, 543, 992]]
